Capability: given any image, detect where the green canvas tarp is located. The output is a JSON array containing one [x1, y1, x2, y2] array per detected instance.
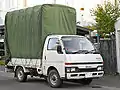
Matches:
[[5, 4, 76, 59]]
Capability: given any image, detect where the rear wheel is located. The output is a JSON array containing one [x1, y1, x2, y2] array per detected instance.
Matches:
[[16, 67, 27, 82], [47, 69, 62, 88]]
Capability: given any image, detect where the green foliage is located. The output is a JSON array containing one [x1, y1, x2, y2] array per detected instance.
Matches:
[[84, 25, 96, 31], [0, 60, 5, 65], [91, 1, 120, 35]]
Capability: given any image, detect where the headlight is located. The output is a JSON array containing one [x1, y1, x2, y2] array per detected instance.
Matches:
[[71, 68, 76, 72], [66, 67, 76, 72], [97, 66, 103, 71], [66, 68, 71, 72]]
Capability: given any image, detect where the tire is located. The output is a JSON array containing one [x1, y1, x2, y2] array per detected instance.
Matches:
[[47, 69, 62, 88], [77, 78, 92, 85], [16, 67, 27, 82]]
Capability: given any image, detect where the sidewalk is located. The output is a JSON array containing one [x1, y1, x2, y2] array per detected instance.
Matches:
[[92, 75, 120, 88], [0, 65, 5, 71]]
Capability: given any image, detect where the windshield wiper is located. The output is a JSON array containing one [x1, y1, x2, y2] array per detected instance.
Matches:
[[72, 49, 98, 54], [87, 49, 100, 54], [72, 50, 89, 54], [66, 49, 98, 54]]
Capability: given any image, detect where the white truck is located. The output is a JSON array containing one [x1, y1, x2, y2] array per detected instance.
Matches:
[[5, 4, 104, 88]]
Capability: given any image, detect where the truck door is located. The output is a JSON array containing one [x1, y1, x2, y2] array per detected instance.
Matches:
[[43, 38, 65, 77]]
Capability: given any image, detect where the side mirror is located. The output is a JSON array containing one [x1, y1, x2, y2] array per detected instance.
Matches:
[[57, 45, 63, 54]]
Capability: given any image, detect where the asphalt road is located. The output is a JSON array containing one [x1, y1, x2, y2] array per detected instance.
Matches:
[[0, 67, 120, 90]]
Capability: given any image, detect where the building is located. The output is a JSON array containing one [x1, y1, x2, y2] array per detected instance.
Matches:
[[76, 25, 91, 36], [0, 25, 4, 57], [0, 0, 27, 25], [0, 0, 27, 56]]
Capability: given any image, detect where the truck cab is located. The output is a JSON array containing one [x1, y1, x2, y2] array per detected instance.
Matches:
[[42, 35, 104, 87]]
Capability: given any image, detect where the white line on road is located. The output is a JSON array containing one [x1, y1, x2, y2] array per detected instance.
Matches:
[[102, 86, 120, 90]]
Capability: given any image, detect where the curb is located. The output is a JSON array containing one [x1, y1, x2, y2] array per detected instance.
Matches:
[[0, 65, 5, 71]]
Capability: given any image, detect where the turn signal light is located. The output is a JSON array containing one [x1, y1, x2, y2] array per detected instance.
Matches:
[[102, 61, 104, 64], [65, 63, 72, 65]]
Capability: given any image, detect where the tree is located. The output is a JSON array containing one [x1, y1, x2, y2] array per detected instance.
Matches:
[[84, 25, 96, 31], [91, 1, 120, 36]]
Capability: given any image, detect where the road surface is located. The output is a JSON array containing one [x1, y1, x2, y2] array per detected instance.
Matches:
[[0, 66, 120, 90]]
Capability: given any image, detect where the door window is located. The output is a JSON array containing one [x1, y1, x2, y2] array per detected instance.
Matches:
[[47, 38, 59, 50]]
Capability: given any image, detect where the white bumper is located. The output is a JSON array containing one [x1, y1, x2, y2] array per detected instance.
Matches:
[[66, 71, 104, 79]]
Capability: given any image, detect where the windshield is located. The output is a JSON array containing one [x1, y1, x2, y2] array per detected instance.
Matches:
[[62, 36, 95, 54]]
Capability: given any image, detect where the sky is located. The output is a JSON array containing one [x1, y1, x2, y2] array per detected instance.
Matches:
[[0, 0, 115, 25], [27, 0, 107, 25]]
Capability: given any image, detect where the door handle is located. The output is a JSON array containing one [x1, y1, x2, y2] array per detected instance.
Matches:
[[45, 56, 46, 60]]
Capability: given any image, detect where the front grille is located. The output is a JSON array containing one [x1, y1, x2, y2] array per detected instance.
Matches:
[[65, 67, 103, 73], [77, 68, 97, 72]]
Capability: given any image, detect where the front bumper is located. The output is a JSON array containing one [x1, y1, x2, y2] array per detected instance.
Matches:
[[66, 71, 104, 79]]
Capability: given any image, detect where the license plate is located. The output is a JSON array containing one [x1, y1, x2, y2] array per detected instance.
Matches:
[[86, 72, 92, 77]]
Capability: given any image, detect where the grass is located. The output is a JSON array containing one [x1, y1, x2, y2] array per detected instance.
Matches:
[[0, 60, 5, 65]]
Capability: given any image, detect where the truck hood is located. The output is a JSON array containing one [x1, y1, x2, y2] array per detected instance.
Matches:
[[65, 54, 103, 63]]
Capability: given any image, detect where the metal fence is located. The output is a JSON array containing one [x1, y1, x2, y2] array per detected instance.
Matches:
[[99, 38, 117, 74]]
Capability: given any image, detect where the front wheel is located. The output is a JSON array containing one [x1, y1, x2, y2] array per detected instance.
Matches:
[[16, 67, 27, 82], [77, 78, 92, 85], [47, 69, 63, 88]]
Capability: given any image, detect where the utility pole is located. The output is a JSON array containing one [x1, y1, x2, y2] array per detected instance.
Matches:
[[23, 0, 27, 7], [115, 0, 117, 6], [80, 8, 84, 26], [53, 0, 56, 4]]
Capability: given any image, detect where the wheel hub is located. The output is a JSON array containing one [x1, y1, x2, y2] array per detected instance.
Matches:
[[18, 70, 23, 80], [50, 74, 58, 85]]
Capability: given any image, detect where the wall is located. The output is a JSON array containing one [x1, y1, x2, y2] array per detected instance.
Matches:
[[115, 18, 120, 74], [100, 38, 117, 74]]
